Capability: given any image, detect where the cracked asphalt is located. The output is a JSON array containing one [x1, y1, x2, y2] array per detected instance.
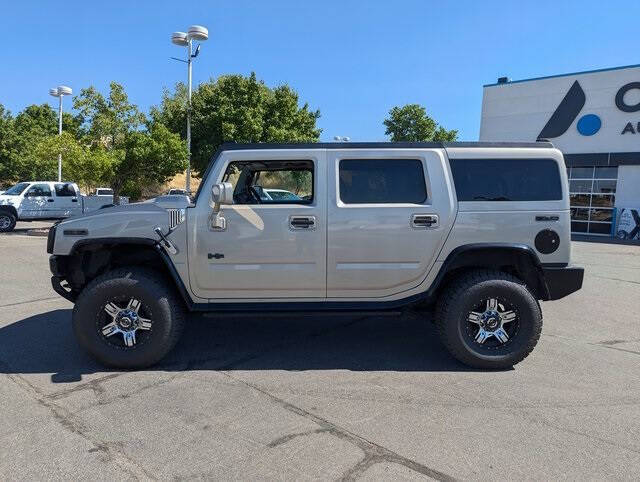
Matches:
[[1, 222, 639, 480]]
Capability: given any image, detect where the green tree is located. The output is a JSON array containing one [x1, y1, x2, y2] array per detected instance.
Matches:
[[73, 82, 187, 202], [383, 104, 458, 142], [32, 132, 114, 192], [152, 72, 321, 175], [0, 104, 17, 185], [0, 103, 82, 184]]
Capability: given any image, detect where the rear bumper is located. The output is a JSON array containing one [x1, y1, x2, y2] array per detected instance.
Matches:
[[542, 265, 584, 300]]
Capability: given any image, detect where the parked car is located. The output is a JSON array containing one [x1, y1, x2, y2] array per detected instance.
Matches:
[[0, 181, 128, 232], [256, 187, 301, 201], [47, 141, 583, 369], [168, 189, 189, 196], [92, 187, 114, 196]]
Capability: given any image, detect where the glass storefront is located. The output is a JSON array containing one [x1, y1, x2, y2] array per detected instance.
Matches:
[[568, 166, 617, 235]]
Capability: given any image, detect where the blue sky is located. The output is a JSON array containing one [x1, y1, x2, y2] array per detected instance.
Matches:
[[1, 0, 639, 141]]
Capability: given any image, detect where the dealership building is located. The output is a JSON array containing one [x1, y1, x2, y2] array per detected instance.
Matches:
[[480, 64, 640, 238]]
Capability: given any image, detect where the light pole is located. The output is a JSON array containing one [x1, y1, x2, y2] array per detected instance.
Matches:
[[171, 25, 208, 194], [49, 85, 72, 182]]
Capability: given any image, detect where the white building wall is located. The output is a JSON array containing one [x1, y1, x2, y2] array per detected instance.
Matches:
[[616, 165, 640, 208], [480, 66, 640, 154]]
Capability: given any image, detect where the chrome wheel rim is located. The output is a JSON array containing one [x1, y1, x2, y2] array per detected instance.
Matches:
[[466, 298, 519, 348], [101, 298, 152, 347]]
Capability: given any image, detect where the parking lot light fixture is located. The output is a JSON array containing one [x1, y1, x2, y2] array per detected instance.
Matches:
[[49, 85, 73, 182], [170, 24, 209, 194]]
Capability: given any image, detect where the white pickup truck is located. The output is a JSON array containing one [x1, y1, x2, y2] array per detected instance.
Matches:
[[0, 181, 128, 232]]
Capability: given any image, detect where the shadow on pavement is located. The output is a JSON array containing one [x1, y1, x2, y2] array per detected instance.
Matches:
[[0, 309, 474, 381]]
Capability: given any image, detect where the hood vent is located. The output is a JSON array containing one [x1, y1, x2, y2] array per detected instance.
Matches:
[[168, 208, 185, 229]]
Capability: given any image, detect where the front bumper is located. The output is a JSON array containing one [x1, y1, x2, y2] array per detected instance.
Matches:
[[542, 265, 584, 300], [49, 255, 77, 302]]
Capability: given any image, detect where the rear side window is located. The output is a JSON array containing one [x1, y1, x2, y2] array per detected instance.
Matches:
[[339, 159, 427, 204], [54, 183, 77, 197], [449, 158, 562, 201]]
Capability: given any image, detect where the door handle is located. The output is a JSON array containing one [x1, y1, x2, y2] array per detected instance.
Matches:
[[411, 214, 438, 228], [71, 198, 78, 203], [289, 215, 316, 230], [47, 199, 54, 203]]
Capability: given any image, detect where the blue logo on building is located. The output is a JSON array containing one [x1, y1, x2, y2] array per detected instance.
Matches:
[[538, 80, 601, 139], [576, 114, 601, 136]]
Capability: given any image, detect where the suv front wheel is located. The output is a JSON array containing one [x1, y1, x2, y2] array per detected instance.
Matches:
[[0, 212, 16, 233], [436, 270, 542, 369], [72, 267, 185, 368]]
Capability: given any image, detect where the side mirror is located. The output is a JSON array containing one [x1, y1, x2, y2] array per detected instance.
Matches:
[[211, 182, 233, 206], [210, 182, 233, 231]]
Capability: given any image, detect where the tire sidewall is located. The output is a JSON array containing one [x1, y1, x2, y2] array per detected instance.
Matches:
[[445, 279, 540, 365], [0, 212, 16, 232], [73, 270, 177, 368]]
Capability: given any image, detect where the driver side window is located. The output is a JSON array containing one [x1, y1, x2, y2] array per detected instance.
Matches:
[[222, 160, 314, 205], [26, 184, 52, 197]]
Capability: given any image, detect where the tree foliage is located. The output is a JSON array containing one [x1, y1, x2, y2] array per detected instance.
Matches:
[[72, 82, 187, 202], [0, 103, 82, 184], [383, 104, 458, 142], [152, 73, 321, 175], [32, 133, 113, 192]]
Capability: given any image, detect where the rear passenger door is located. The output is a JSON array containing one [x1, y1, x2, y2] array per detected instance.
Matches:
[[326, 149, 456, 299], [53, 183, 82, 217]]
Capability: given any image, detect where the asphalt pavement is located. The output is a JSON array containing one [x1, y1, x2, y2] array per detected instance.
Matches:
[[1, 222, 639, 480]]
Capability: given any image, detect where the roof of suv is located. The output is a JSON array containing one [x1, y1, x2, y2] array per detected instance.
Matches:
[[216, 141, 554, 151]]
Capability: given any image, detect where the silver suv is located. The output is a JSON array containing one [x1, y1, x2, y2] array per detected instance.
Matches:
[[48, 142, 584, 369]]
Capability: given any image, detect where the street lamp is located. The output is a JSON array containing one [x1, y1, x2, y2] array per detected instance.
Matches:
[[49, 85, 72, 182], [171, 25, 208, 194]]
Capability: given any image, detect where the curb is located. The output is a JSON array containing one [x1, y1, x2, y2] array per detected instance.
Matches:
[[27, 228, 50, 237]]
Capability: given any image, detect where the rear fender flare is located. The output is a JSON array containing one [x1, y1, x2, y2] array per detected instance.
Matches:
[[430, 243, 550, 300]]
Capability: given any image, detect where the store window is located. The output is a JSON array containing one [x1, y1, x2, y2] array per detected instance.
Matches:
[[568, 166, 618, 235]]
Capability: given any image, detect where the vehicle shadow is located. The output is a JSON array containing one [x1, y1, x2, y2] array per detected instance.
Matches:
[[0, 309, 476, 382]]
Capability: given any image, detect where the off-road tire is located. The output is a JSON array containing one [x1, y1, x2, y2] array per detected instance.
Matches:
[[436, 270, 542, 369], [72, 267, 185, 368], [0, 212, 16, 233]]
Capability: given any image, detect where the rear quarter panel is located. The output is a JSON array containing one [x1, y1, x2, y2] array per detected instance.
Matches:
[[439, 147, 571, 265]]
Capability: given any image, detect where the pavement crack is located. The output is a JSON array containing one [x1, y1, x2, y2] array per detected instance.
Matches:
[[46, 373, 124, 401], [267, 428, 331, 448], [2, 370, 156, 480], [591, 274, 640, 286], [0, 296, 61, 308], [221, 371, 456, 482]]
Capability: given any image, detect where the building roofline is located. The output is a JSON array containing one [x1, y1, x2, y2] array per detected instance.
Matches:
[[484, 63, 640, 88]]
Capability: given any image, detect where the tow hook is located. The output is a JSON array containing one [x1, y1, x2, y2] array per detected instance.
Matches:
[[154, 226, 178, 255]]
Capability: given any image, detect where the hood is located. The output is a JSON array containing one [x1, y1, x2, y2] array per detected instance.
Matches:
[[143, 195, 192, 209], [0, 195, 16, 205], [74, 201, 169, 220], [52, 201, 173, 255]]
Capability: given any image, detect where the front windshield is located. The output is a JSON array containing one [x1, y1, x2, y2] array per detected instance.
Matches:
[[3, 182, 30, 196]]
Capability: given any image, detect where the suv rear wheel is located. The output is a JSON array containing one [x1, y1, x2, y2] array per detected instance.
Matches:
[[72, 267, 185, 368], [436, 270, 542, 369]]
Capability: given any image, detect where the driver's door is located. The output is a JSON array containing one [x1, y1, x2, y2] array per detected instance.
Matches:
[[188, 150, 327, 301], [21, 183, 54, 219]]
